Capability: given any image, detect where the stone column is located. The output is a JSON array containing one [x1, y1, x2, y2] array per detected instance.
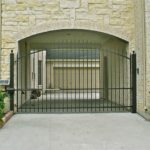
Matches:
[[0, 0, 2, 78], [145, 0, 150, 113]]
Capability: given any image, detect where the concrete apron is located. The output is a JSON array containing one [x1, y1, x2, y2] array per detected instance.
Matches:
[[0, 113, 150, 150]]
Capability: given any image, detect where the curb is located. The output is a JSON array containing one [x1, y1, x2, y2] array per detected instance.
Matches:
[[0, 111, 14, 128]]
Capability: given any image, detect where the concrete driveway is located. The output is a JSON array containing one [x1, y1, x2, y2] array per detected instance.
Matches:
[[0, 113, 150, 150]]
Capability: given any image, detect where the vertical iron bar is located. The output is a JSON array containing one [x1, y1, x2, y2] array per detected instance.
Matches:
[[9, 50, 14, 111], [87, 46, 89, 112], [25, 42, 27, 113], [115, 51, 117, 111], [126, 53, 129, 110], [103, 55, 109, 110], [82, 41, 85, 112], [83, 42, 85, 112], [42, 51, 44, 112], [32, 51, 36, 112], [70, 41, 73, 112], [46, 50, 48, 112], [75, 43, 77, 112], [91, 48, 92, 112], [130, 53, 132, 112], [102, 50, 104, 111], [66, 42, 69, 112], [122, 49, 125, 111], [53, 42, 55, 112], [131, 51, 137, 113], [21, 50, 23, 112], [79, 41, 81, 112], [105, 50, 109, 111], [37, 51, 39, 113], [16, 53, 19, 112], [58, 44, 60, 112], [111, 51, 113, 111], [94, 47, 97, 112], [99, 48, 101, 111], [62, 42, 65, 112], [119, 50, 121, 111], [29, 50, 31, 113], [49, 48, 52, 112]]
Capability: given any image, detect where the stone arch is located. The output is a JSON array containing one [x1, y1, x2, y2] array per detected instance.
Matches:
[[15, 20, 129, 42]]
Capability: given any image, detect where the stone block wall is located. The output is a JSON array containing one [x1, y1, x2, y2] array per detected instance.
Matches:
[[144, 0, 150, 118], [1, 0, 148, 116], [1, 0, 135, 78]]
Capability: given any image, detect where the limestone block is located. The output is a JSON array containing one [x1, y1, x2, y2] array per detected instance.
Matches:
[[109, 17, 123, 25], [2, 25, 18, 32], [16, 0, 25, 4], [60, 0, 80, 8], [2, 11, 16, 18], [44, 4, 59, 12], [3, 4, 27, 11], [95, 8, 111, 15], [2, 36, 14, 43], [76, 13, 97, 20], [26, 1, 44, 10], [76, 9, 89, 15], [112, 11, 121, 17], [70, 9, 75, 20], [96, 18, 104, 28], [88, 0, 107, 3], [112, 0, 126, 5], [112, 4, 126, 11], [104, 15, 110, 25], [18, 22, 28, 26], [52, 10, 70, 19], [145, 0, 150, 11], [2, 43, 15, 49], [15, 15, 28, 22], [81, 0, 88, 8], [29, 15, 36, 25], [3, 21, 18, 26], [2, 31, 15, 39], [4, 0, 16, 4], [36, 14, 50, 19], [89, 3, 108, 10], [1, 49, 11, 56]]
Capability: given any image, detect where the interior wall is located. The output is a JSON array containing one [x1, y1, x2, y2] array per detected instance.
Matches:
[[17, 40, 27, 108], [46, 60, 100, 90], [101, 38, 129, 106]]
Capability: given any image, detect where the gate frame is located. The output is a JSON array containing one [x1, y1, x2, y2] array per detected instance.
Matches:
[[8, 50, 137, 113]]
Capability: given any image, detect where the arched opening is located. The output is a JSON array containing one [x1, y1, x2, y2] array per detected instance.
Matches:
[[17, 29, 130, 113]]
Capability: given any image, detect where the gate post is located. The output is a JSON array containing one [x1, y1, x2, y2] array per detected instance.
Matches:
[[103, 56, 109, 101], [131, 51, 137, 113], [9, 50, 14, 111]]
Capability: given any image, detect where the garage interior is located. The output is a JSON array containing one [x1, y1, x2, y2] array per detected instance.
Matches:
[[16, 29, 131, 113]]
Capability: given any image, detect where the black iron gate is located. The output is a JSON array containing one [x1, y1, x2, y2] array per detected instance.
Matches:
[[8, 42, 137, 113]]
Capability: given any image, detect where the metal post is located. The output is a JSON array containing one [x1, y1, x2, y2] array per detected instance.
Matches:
[[103, 56, 109, 101], [131, 51, 137, 113], [9, 50, 14, 111]]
